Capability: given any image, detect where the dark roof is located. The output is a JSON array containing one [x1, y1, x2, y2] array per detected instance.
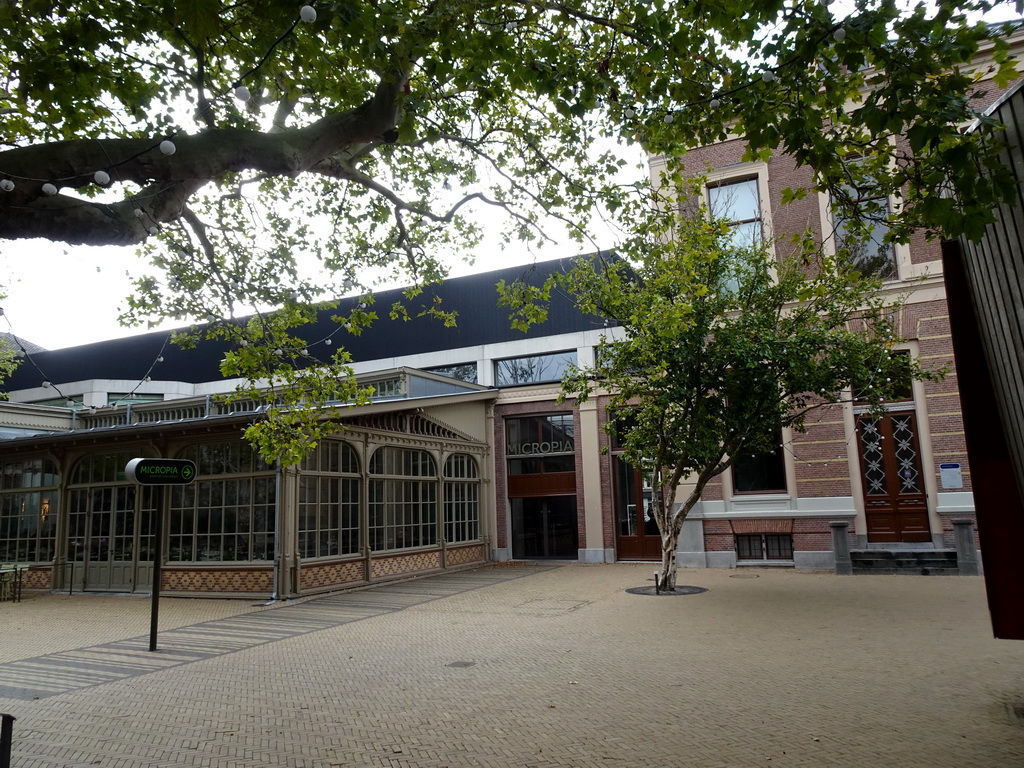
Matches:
[[4, 255, 611, 390], [0, 332, 46, 354]]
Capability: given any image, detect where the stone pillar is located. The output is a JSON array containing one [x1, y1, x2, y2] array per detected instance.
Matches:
[[951, 519, 980, 576], [830, 521, 852, 575]]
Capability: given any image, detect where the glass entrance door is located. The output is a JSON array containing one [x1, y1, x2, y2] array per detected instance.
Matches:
[[510, 496, 578, 559], [613, 457, 662, 560]]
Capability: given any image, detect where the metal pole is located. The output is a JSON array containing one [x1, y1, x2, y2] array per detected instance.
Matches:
[[149, 487, 164, 652], [0, 712, 15, 768]]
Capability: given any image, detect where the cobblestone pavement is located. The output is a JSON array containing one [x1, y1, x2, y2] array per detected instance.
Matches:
[[1, 564, 1023, 767]]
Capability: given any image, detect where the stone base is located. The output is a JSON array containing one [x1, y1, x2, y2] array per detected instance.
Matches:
[[578, 548, 615, 563], [794, 551, 835, 570], [706, 551, 738, 569]]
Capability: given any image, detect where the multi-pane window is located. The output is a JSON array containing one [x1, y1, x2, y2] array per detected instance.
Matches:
[[494, 351, 577, 387], [708, 177, 763, 248], [368, 447, 438, 551], [169, 440, 275, 562], [834, 191, 898, 280], [298, 441, 361, 559], [736, 534, 794, 561], [424, 363, 478, 383], [0, 459, 59, 562], [506, 414, 575, 457], [444, 454, 480, 544]]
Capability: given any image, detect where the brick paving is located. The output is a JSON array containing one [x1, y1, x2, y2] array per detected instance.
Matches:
[[1, 564, 1023, 767]]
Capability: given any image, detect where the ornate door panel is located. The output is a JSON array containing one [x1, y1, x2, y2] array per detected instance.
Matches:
[[856, 413, 931, 543]]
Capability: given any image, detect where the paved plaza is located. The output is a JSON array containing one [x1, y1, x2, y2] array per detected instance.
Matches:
[[1, 564, 1023, 767]]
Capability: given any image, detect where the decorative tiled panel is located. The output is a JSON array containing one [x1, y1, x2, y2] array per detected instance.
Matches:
[[23, 567, 52, 590], [447, 544, 485, 566], [371, 550, 443, 579], [162, 567, 273, 594], [300, 560, 365, 591]]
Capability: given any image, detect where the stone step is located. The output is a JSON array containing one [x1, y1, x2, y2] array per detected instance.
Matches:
[[850, 549, 959, 575]]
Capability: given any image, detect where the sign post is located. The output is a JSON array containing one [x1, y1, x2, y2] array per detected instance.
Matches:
[[125, 459, 197, 652]]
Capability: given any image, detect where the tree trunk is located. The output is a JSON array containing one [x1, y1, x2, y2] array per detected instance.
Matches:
[[658, 528, 680, 591]]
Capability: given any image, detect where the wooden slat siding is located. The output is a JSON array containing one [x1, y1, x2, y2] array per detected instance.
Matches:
[[961, 82, 1024, 496]]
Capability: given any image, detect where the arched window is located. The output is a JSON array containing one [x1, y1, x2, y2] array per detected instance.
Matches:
[[0, 458, 59, 562], [444, 454, 480, 544], [169, 440, 275, 562], [298, 441, 361, 559], [66, 451, 155, 576], [368, 446, 437, 551]]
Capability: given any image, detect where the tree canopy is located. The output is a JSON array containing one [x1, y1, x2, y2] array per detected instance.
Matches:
[[500, 192, 941, 589], [0, 1, 1017, 460]]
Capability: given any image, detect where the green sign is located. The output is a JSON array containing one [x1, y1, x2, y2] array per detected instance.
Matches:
[[124, 458, 197, 486]]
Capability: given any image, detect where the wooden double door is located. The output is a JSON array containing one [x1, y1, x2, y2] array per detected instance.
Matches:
[[856, 412, 931, 543]]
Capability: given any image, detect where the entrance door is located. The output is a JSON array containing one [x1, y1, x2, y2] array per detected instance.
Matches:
[[856, 413, 931, 543], [68, 486, 153, 592], [613, 457, 661, 560], [510, 496, 578, 558]]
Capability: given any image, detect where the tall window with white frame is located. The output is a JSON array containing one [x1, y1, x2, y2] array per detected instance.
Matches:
[[707, 177, 763, 248], [832, 160, 898, 281]]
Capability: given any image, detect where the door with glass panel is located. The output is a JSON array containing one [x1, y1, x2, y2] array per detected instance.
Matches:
[[67, 485, 154, 592], [613, 457, 661, 560], [856, 413, 931, 543]]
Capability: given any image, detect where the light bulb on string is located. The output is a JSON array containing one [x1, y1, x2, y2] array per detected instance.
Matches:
[[833, 26, 846, 42], [300, 5, 317, 23], [159, 140, 176, 155], [761, 70, 775, 83], [148, 226, 159, 235], [134, 208, 146, 218], [709, 97, 721, 109], [663, 113, 674, 124], [623, 107, 635, 118], [94, 170, 110, 185], [41, 183, 57, 196], [0, 179, 14, 192], [234, 85, 251, 102]]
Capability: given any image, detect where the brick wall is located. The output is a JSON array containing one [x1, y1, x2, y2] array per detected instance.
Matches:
[[704, 517, 845, 555], [939, 513, 979, 549]]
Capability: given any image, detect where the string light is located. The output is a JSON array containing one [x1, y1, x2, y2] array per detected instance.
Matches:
[[833, 26, 846, 42], [299, 5, 317, 23], [0, 180, 13, 192], [234, 85, 252, 102], [159, 140, 176, 155], [93, 170, 110, 185], [41, 183, 57, 196]]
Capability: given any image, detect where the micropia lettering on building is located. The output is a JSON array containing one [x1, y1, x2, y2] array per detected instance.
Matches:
[[506, 440, 574, 456]]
